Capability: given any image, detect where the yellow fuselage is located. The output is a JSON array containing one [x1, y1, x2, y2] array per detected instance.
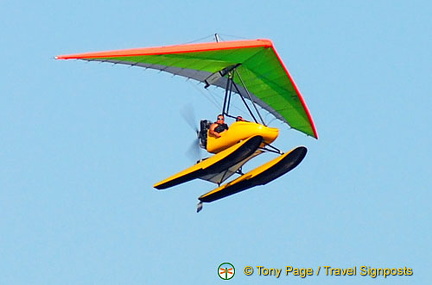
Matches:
[[206, 121, 279, 153]]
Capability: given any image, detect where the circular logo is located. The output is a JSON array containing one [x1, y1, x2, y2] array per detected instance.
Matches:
[[218, 262, 235, 280]]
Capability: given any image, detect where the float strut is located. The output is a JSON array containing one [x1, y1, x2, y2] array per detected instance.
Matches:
[[197, 202, 203, 213]]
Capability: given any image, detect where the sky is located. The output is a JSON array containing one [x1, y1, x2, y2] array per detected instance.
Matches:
[[1, 1, 431, 284]]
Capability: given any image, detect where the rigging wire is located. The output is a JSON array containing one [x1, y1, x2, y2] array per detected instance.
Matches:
[[215, 33, 250, 41], [182, 33, 249, 45], [187, 80, 221, 111], [187, 80, 251, 120], [182, 34, 218, 45]]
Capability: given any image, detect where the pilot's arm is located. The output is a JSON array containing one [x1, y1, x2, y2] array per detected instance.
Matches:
[[209, 123, 222, 138]]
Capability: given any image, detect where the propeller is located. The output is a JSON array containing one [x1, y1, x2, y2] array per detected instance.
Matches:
[[180, 104, 202, 162]]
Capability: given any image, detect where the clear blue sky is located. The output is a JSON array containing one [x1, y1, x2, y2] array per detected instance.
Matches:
[[1, 1, 430, 284]]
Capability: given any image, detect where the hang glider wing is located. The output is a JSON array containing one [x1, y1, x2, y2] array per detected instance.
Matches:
[[57, 39, 318, 138]]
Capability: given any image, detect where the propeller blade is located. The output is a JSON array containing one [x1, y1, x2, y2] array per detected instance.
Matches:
[[180, 104, 199, 135], [180, 104, 202, 162], [186, 138, 202, 163]]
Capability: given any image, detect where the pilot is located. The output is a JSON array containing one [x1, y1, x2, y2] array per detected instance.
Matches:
[[209, 114, 228, 138]]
